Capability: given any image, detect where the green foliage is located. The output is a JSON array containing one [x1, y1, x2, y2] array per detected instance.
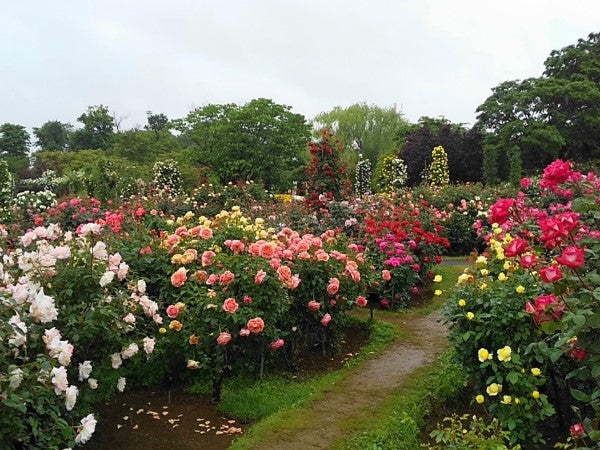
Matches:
[[429, 145, 450, 187], [110, 128, 180, 163], [0, 123, 30, 157], [175, 98, 310, 191], [313, 102, 408, 167], [476, 32, 600, 179], [425, 414, 520, 449]]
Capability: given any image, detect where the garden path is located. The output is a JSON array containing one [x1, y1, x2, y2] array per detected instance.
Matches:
[[251, 310, 449, 449]]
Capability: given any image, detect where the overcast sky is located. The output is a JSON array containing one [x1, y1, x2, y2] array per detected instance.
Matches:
[[1, 1, 598, 133]]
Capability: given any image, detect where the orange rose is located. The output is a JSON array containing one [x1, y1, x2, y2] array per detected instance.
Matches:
[[219, 270, 235, 285], [247, 317, 265, 334], [170, 268, 188, 287], [169, 320, 183, 331]]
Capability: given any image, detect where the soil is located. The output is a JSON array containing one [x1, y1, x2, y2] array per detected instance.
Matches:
[[86, 323, 370, 449]]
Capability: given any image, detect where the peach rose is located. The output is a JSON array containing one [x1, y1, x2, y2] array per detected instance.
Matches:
[[315, 249, 329, 262], [206, 273, 219, 285], [382, 270, 392, 281], [170, 268, 188, 288], [260, 243, 276, 259], [254, 270, 266, 284], [169, 320, 183, 331], [247, 317, 265, 334], [239, 328, 250, 337], [277, 265, 292, 282], [222, 297, 239, 314], [194, 270, 208, 283], [216, 332, 231, 346], [219, 270, 235, 285]]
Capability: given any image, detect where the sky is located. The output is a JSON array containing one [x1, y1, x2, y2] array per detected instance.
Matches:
[[1, 1, 599, 134]]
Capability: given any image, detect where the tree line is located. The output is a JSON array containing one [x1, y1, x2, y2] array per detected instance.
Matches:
[[1, 32, 598, 191]]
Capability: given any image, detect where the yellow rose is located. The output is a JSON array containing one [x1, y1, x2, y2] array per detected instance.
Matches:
[[486, 383, 502, 396], [514, 397, 521, 404], [501, 395, 512, 404], [166, 219, 174, 226], [159, 327, 167, 334], [475, 395, 485, 404], [480, 269, 489, 276], [434, 289, 443, 296], [532, 390, 540, 399], [531, 368, 541, 376], [479, 282, 488, 290], [478, 348, 492, 362], [475, 256, 487, 267], [497, 346, 512, 362], [516, 285, 525, 294], [498, 273, 507, 282], [458, 299, 466, 307], [434, 275, 442, 283], [466, 312, 475, 320], [169, 320, 183, 332]]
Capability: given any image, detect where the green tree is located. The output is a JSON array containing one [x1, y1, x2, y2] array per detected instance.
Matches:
[[33, 120, 72, 151], [0, 123, 30, 157], [111, 129, 180, 163], [313, 102, 408, 167], [145, 112, 169, 135], [70, 105, 115, 150], [476, 33, 600, 180], [176, 98, 310, 191]]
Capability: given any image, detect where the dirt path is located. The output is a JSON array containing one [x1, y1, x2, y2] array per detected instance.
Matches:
[[253, 311, 449, 450]]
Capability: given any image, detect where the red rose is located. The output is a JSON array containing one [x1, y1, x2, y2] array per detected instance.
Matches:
[[504, 237, 529, 257], [489, 198, 515, 225], [570, 423, 585, 437]]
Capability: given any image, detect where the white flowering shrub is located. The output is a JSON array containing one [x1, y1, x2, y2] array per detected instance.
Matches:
[[0, 160, 14, 223], [0, 224, 161, 448], [152, 159, 183, 196], [354, 153, 372, 196], [14, 189, 57, 213]]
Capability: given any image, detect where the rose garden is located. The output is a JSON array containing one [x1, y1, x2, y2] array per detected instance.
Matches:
[[1, 33, 599, 450]]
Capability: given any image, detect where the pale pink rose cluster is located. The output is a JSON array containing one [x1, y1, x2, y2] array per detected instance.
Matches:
[[44, 328, 74, 366]]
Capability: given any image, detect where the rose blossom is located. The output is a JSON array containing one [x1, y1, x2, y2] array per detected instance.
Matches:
[[247, 317, 265, 334], [99, 271, 115, 287], [170, 267, 188, 287], [74, 414, 97, 444], [239, 328, 250, 337], [217, 332, 232, 346], [110, 353, 122, 369], [88, 378, 98, 389], [123, 313, 136, 324], [65, 385, 78, 411], [166, 304, 180, 318], [51, 366, 68, 394], [29, 288, 58, 323], [327, 277, 340, 295], [219, 270, 235, 285], [539, 265, 563, 283], [78, 361, 93, 381], [382, 270, 391, 281], [308, 300, 321, 312], [321, 313, 332, 326], [355, 296, 368, 307], [117, 377, 126, 392], [254, 269, 266, 284], [120, 343, 139, 359], [556, 246, 585, 268], [570, 423, 585, 437], [269, 339, 284, 350], [143, 337, 156, 354], [222, 297, 239, 313]]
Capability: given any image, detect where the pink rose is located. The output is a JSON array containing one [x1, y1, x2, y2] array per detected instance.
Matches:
[[556, 246, 585, 268], [308, 300, 321, 312], [382, 270, 391, 281], [254, 270, 266, 284], [355, 296, 368, 307], [327, 278, 340, 295], [217, 332, 232, 346], [570, 423, 585, 437], [222, 297, 239, 314], [239, 328, 250, 337], [320, 313, 332, 326], [539, 265, 563, 283], [201, 250, 216, 266], [166, 304, 179, 318], [206, 273, 219, 285], [269, 339, 284, 350]]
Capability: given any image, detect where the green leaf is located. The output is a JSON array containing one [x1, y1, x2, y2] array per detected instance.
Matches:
[[570, 388, 591, 403], [507, 372, 519, 385]]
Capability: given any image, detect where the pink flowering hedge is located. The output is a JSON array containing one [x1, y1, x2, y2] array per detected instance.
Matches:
[[444, 160, 600, 446]]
